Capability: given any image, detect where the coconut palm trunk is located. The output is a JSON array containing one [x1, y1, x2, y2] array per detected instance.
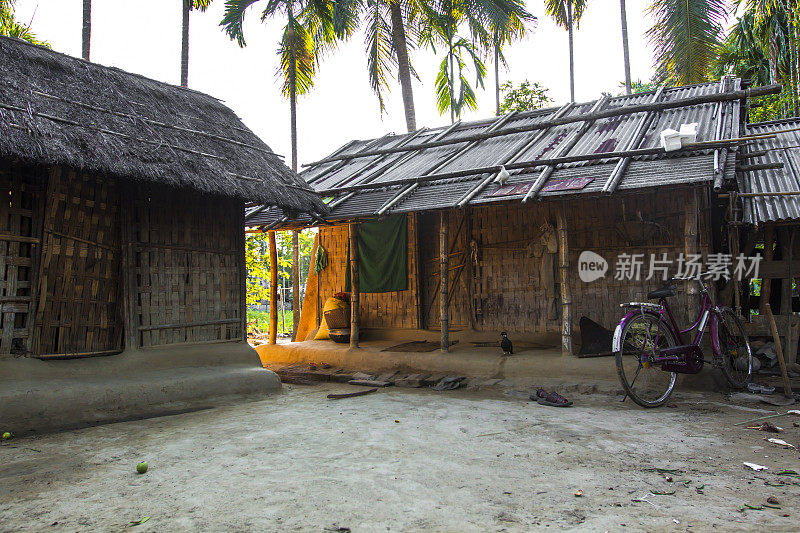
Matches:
[[620, 0, 631, 94], [82, 0, 91, 60], [567, 1, 574, 102], [389, 1, 416, 132], [494, 43, 501, 114], [181, 0, 190, 87]]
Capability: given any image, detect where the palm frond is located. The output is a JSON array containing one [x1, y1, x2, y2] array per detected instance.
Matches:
[[220, 0, 263, 46], [646, 0, 727, 86], [364, 0, 397, 111], [279, 14, 318, 97]]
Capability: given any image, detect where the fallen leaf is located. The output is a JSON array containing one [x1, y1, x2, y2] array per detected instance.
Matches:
[[767, 496, 779, 505], [128, 517, 150, 527]]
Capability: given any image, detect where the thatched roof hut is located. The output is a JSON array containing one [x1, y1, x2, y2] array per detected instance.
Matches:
[[0, 35, 325, 215]]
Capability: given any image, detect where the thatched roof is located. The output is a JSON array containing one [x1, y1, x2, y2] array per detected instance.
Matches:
[[0, 36, 325, 214]]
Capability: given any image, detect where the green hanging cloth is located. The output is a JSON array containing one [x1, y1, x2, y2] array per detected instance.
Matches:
[[346, 214, 408, 293], [314, 243, 328, 273]]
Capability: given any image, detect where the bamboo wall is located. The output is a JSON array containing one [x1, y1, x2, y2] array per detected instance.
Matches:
[[0, 162, 245, 358], [316, 187, 710, 335], [132, 184, 244, 347], [317, 215, 420, 329]]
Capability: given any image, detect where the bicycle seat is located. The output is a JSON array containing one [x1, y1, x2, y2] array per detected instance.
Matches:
[[647, 284, 676, 300]]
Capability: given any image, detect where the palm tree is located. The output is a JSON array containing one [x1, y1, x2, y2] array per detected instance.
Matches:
[[490, 7, 535, 115], [82, 0, 91, 60], [646, 0, 727, 87], [222, 0, 351, 172], [1, 0, 48, 46], [181, 1, 212, 87], [544, 0, 586, 102], [421, 0, 531, 121], [619, 0, 631, 95], [362, 0, 424, 132]]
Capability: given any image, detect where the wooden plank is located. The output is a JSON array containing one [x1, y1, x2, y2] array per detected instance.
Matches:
[[269, 230, 278, 345], [350, 223, 360, 349], [440, 210, 449, 352]]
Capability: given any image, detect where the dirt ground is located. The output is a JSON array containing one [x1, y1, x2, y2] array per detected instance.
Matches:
[[2, 383, 800, 532]]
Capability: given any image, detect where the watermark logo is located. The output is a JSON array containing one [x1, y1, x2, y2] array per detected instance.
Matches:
[[578, 251, 608, 282], [577, 252, 762, 282]]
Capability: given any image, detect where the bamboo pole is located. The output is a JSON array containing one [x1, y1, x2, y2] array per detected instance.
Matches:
[[349, 223, 360, 349], [440, 211, 449, 352], [314, 137, 771, 198], [761, 225, 774, 315], [269, 231, 278, 345], [765, 304, 794, 399], [556, 204, 572, 356], [291, 230, 300, 341], [303, 84, 782, 167], [685, 190, 700, 319]]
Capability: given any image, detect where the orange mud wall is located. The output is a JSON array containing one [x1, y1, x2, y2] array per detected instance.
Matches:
[[313, 187, 710, 335]]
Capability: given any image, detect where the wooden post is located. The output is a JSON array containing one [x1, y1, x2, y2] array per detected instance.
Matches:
[[268, 231, 278, 345], [238, 202, 247, 342], [440, 211, 449, 352], [760, 225, 774, 314], [556, 204, 572, 356], [414, 213, 425, 329], [685, 189, 700, 318], [349, 223, 360, 349], [121, 184, 139, 350], [291, 230, 300, 341], [765, 304, 794, 399]]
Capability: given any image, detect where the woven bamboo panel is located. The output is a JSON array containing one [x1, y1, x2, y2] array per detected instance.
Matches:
[[33, 167, 123, 355], [0, 163, 42, 356], [317, 216, 419, 329], [134, 185, 242, 347], [320, 187, 710, 335]]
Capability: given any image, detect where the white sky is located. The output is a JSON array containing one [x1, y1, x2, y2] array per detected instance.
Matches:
[[13, 0, 658, 166]]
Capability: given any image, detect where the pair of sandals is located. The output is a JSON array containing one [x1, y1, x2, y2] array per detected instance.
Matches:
[[531, 388, 573, 407]]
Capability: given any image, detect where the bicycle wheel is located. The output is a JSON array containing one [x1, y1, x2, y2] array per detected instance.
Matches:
[[716, 307, 752, 389], [615, 312, 678, 408]]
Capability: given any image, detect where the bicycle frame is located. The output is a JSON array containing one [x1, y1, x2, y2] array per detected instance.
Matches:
[[612, 279, 727, 375]]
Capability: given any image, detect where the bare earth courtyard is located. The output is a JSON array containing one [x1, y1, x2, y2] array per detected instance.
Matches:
[[2, 383, 799, 532]]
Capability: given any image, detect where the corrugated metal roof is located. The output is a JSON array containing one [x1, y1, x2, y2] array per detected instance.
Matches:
[[248, 80, 744, 228], [739, 118, 800, 224]]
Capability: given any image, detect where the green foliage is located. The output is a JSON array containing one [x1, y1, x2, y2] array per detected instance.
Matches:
[[543, 0, 586, 30], [244, 230, 316, 307], [0, 0, 49, 47], [419, 0, 531, 120], [646, 0, 727, 86], [248, 309, 295, 335], [715, 1, 800, 121], [221, 0, 355, 98], [434, 37, 486, 118], [629, 79, 657, 94], [497, 80, 552, 113]]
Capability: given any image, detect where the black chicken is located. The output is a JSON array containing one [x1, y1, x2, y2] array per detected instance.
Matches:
[[500, 331, 513, 356]]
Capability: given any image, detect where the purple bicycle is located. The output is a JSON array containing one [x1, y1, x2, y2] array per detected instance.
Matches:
[[613, 274, 753, 408]]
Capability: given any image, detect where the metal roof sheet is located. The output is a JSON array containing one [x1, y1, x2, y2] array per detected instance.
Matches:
[[248, 80, 746, 228], [739, 118, 800, 224]]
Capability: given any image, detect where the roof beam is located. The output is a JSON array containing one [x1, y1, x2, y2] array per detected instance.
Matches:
[[455, 103, 573, 208], [329, 122, 461, 215], [522, 95, 611, 203], [601, 85, 666, 194], [313, 135, 772, 197], [713, 76, 734, 190], [302, 84, 782, 167], [375, 112, 518, 216]]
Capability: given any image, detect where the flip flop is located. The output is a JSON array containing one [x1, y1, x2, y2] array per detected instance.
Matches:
[[530, 388, 573, 407]]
